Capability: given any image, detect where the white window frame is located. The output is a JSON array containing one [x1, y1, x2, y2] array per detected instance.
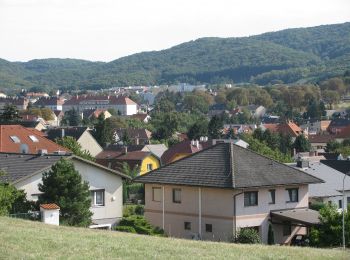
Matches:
[[91, 189, 105, 206]]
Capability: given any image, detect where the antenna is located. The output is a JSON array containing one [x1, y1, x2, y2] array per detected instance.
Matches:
[[20, 143, 29, 154]]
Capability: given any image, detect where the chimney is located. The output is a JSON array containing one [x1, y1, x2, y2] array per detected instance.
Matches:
[[296, 159, 309, 168], [195, 140, 199, 148], [122, 146, 128, 154], [61, 128, 65, 138]]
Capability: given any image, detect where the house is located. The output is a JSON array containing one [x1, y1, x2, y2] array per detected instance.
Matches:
[[33, 97, 64, 111], [0, 153, 130, 226], [63, 95, 137, 115], [327, 118, 350, 135], [134, 143, 322, 244], [96, 148, 160, 176], [52, 110, 64, 126], [261, 121, 304, 139], [300, 120, 331, 135], [0, 97, 29, 110], [161, 140, 211, 165], [0, 125, 69, 154], [115, 128, 152, 145], [25, 92, 49, 103], [46, 127, 103, 157], [291, 159, 350, 210], [82, 109, 112, 120], [18, 120, 47, 131], [130, 113, 151, 123], [223, 124, 257, 135], [308, 135, 337, 151], [208, 104, 228, 117]]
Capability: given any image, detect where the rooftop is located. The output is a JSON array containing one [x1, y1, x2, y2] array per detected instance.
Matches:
[[135, 143, 322, 189]]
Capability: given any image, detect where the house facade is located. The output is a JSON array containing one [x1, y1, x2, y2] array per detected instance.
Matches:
[[0, 153, 129, 226], [135, 143, 322, 244], [63, 95, 137, 115]]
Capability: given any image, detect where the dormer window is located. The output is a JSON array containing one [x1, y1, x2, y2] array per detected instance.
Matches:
[[29, 135, 39, 142], [10, 136, 20, 143]]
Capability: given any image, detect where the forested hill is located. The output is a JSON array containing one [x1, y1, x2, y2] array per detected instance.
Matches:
[[1, 22, 349, 91]]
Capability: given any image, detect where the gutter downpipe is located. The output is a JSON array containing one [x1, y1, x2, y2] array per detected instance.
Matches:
[[233, 191, 244, 240], [162, 185, 165, 230], [199, 187, 202, 238]]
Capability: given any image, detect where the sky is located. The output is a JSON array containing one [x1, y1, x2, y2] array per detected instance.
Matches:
[[0, 0, 349, 62]]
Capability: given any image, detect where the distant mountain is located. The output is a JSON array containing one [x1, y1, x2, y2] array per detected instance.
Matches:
[[0, 22, 349, 91]]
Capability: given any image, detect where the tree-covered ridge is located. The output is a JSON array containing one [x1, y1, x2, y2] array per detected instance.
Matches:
[[0, 22, 349, 90]]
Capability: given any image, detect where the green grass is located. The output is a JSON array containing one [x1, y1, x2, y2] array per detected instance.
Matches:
[[0, 217, 349, 259]]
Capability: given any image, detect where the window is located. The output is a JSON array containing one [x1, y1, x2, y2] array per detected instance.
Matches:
[[184, 222, 191, 230], [29, 135, 39, 142], [147, 163, 153, 171], [286, 188, 299, 203], [339, 200, 342, 209], [91, 190, 105, 206], [269, 189, 275, 204], [10, 136, 20, 143], [283, 221, 291, 236], [173, 188, 181, 203], [152, 187, 161, 202], [244, 191, 258, 206], [347, 197, 350, 205], [205, 224, 212, 233]]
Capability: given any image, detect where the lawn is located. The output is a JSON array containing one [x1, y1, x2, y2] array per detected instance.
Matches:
[[0, 217, 349, 259]]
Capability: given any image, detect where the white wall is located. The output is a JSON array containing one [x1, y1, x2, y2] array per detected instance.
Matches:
[[14, 159, 123, 226], [78, 131, 103, 157]]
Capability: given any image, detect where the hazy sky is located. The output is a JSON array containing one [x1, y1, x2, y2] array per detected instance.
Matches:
[[1, 0, 349, 62]]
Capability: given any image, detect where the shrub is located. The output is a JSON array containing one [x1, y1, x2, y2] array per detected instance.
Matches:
[[123, 204, 144, 217], [115, 215, 166, 236], [236, 228, 261, 244], [115, 226, 137, 233]]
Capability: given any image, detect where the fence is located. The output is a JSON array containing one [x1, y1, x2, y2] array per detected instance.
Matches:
[[8, 211, 41, 221]]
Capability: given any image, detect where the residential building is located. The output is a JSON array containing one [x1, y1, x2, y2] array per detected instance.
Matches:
[[63, 95, 137, 115], [0, 125, 69, 154], [130, 113, 151, 123], [46, 127, 103, 157], [328, 118, 350, 135], [115, 128, 152, 145], [0, 97, 29, 110], [245, 105, 266, 118], [261, 121, 305, 139], [82, 109, 112, 120], [300, 120, 331, 135], [96, 148, 160, 176], [34, 97, 64, 111], [135, 143, 322, 244], [0, 153, 130, 226], [291, 160, 350, 209]]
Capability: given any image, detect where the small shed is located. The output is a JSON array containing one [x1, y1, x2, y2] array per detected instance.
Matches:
[[40, 203, 60, 226]]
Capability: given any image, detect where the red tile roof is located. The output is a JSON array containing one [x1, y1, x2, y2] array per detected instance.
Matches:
[[35, 97, 64, 106], [161, 140, 211, 165], [40, 203, 60, 210], [116, 151, 150, 161], [0, 125, 70, 154], [277, 121, 303, 137], [130, 113, 149, 121], [263, 123, 279, 132]]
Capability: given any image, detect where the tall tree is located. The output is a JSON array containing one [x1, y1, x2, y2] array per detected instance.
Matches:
[[208, 115, 223, 139], [38, 159, 92, 227], [0, 104, 21, 123], [293, 135, 311, 153], [187, 120, 208, 140]]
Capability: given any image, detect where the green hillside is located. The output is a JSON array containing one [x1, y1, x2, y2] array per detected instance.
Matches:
[[0, 217, 348, 259], [0, 22, 349, 91]]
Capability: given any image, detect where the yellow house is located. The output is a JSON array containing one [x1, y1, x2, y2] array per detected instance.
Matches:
[[114, 151, 160, 176]]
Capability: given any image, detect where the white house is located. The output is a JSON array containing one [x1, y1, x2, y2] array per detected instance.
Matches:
[[0, 153, 130, 226]]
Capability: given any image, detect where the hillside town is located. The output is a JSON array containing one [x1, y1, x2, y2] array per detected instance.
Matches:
[[1, 78, 350, 250]]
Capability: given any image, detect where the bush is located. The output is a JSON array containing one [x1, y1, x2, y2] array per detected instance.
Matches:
[[235, 228, 261, 244], [115, 225, 137, 233], [123, 204, 144, 217], [115, 215, 166, 236]]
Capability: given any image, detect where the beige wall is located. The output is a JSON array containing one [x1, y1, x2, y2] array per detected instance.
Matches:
[[78, 131, 103, 157], [14, 159, 123, 225], [144, 184, 309, 244]]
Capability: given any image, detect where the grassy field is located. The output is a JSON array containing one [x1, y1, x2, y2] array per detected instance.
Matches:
[[0, 217, 349, 260]]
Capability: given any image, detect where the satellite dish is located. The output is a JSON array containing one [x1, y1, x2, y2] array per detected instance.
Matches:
[[20, 143, 29, 154]]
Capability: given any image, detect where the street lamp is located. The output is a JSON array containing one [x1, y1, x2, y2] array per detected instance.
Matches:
[[342, 173, 346, 250]]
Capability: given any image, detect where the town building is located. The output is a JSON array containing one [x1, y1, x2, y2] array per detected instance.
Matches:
[[135, 143, 322, 244]]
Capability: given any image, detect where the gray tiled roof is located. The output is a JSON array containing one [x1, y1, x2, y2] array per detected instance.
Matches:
[[0, 152, 130, 184], [134, 143, 322, 189], [0, 153, 65, 183]]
